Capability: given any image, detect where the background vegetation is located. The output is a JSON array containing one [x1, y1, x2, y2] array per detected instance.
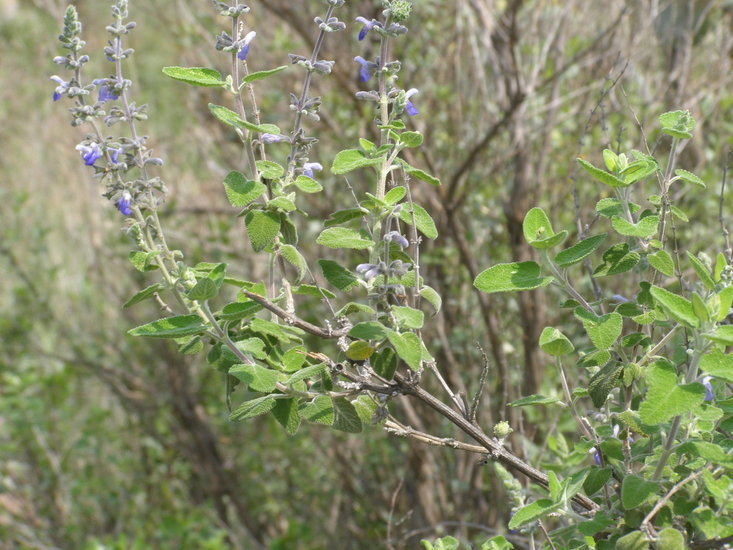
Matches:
[[1, 0, 732, 548]]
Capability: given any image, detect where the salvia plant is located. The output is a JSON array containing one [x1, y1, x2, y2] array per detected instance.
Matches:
[[52, 1, 733, 548]]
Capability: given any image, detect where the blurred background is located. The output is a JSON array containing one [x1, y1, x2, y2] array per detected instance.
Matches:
[[1, 0, 733, 548]]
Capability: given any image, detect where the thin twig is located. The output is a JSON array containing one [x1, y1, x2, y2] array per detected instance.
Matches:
[[719, 150, 732, 262], [470, 343, 491, 423]]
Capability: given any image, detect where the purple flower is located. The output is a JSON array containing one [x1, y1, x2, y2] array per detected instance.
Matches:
[[237, 31, 256, 61], [405, 88, 419, 116], [384, 231, 409, 249], [591, 448, 601, 466], [355, 17, 377, 41], [109, 147, 124, 165], [356, 263, 382, 281], [50, 75, 70, 101], [354, 56, 375, 83], [303, 162, 323, 179], [261, 133, 288, 144], [75, 142, 103, 166], [116, 191, 132, 216], [702, 376, 714, 401]]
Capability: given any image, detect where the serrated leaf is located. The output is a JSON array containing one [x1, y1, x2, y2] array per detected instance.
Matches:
[[230, 395, 276, 421], [129, 250, 160, 272], [229, 363, 279, 392], [316, 227, 373, 249], [123, 283, 165, 308], [675, 168, 705, 188], [578, 158, 628, 187], [384, 186, 406, 205], [387, 330, 423, 370], [659, 110, 695, 139], [611, 215, 659, 238], [398, 131, 423, 148], [219, 300, 262, 322], [474, 261, 554, 293], [223, 171, 267, 207], [391, 306, 424, 329], [256, 160, 284, 180], [704, 325, 733, 345], [650, 286, 699, 328], [234, 337, 267, 360], [687, 251, 715, 291], [593, 243, 641, 277], [286, 364, 326, 385], [596, 197, 641, 218], [700, 348, 733, 382], [245, 210, 281, 252], [555, 234, 607, 267], [271, 398, 301, 435], [331, 149, 383, 174], [162, 66, 225, 87], [352, 395, 379, 425], [575, 308, 622, 350], [293, 175, 322, 193], [639, 360, 706, 424], [419, 286, 442, 314], [332, 398, 362, 433], [242, 65, 287, 84], [507, 499, 561, 529], [188, 277, 218, 301], [318, 260, 359, 291], [399, 203, 438, 239], [280, 244, 307, 283], [300, 395, 334, 425], [621, 475, 659, 509], [648, 250, 675, 277], [372, 347, 398, 380], [588, 361, 623, 407], [128, 314, 208, 338]]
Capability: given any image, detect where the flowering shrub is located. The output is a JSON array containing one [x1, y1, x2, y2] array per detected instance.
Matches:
[[52, 1, 733, 548]]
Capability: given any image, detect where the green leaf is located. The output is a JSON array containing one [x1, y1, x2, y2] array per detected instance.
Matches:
[[577, 158, 628, 188], [318, 260, 359, 291], [352, 395, 379, 425], [128, 315, 208, 338], [208, 103, 247, 129], [391, 306, 424, 329], [700, 348, 733, 382], [575, 308, 623, 350], [687, 251, 716, 291], [616, 531, 650, 550], [715, 253, 727, 282], [507, 499, 561, 529], [419, 286, 442, 314], [279, 244, 307, 283], [647, 250, 675, 277], [704, 325, 733, 345], [539, 327, 575, 356], [659, 109, 695, 139], [228, 363, 279, 393], [621, 160, 657, 184], [398, 131, 423, 148], [271, 398, 301, 435], [245, 210, 281, 252], [293, 175, 322, 193], [399, 203, 438, 239], [622, 475, 659, 509], [346, 341, 374, 361], [555, 234, 606, 267], [219, 300, 262, 322], [656, 528, 686, 550], [256, 160, 284, 180], [316, 227, 373, 249], [129, 250, 160, 272], [650, 286, 699, 328], [162, 66, 225, 87], [639, 360, 706, 424], [583, 469, 613, 496], [230, 395, 276, 421], [332, 398, 362, 433], [285, 364, 326, 385], [188, 277, 218, 301], [223, 171, 267, 207], [372, 347, 398, 380], [324, 207, 369, 227], [474, 261, 554, 293], [384, 186, 406, 205], [674, 168, 705, 188], [509, 394, 561, 407], [123, 283, 165, 308], [593, 243, 641, 277], [349, 321, 388, 341], [387, 330, 423, 370], [611, 215, 659, 239], [603, 149, 619, 171], [397, 160, 441, 186], [481, 536, 514, 550], [596, 197, 641, 218], [522, 207, 567, 249], [300, 395, 334, 425], [242, 65, 287, 84], [234, 338, 267, 360], [588, 361, 623, 408], [677, 441, 733, 467], [331, 149, 383, 174], [335, 302, 376, 317]]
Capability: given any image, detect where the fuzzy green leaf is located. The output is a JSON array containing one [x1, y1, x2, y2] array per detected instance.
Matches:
[[507, 499, 561, 529], [650, 286, 699, 328], [621, 475, 659, 509], [128, 315, 208, 338], [245, 210, 281, 252], [316, 227, 373, 249], [539, 327, 575, 356], [223, 171, 267, 207], [318, 260, 359, 291], [639, 360, 706, 424], [123, 283, 165, 308], [399, 203, 438, 239], [555, 234, 607, 267], [331, 149, 383, 174], [293, 175, 322, 193], [474, 262, 554, 293], [577, 158, 628, 188], [162, 66, 225, 87], [386, 330, 423, 370], [242, 65, 287, 84], [647, 250, 675, 277], [611, 215, 659, 239], [230, 395, 276, 421], [228, 363, 279, 393]]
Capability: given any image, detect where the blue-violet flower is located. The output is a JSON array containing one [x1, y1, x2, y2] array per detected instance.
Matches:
[[303, 162, 323, 178], [261, 133, 288, 144], [75, 142, 103, 166], [384, 231, 409, 249], [237, 31, 256, 61], [93, 79, 120, 103], [117, 191, 132, 216], [109, 147, 124, 165], [50, 75, 70, 102], [702, 375, 714, 401], [355, 17, 377, 41], [354, 56, 375, 83], [405, 88, 419, 116], [356, 263, 382, 281]]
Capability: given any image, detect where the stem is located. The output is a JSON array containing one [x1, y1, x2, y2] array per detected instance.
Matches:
[[541, 250, 596, 313], [231, 13, 259, 181]]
